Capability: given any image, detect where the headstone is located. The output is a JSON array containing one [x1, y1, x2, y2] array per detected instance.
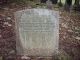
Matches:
[[15, 9, 59, 56]]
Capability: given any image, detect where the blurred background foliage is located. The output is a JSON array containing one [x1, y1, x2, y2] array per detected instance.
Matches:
[[0, 0, 79, 11]]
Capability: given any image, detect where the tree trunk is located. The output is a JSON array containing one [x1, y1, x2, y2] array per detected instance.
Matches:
[[74, 0, 80, 11], [64, 0, 72, 11], [59, 0, 61, 3], [60, 0, 61, 2], [41, 0, 47, 3], [58, 0, 63, 6], [50, 0, 58, 4], [74, 0, 79, 6]]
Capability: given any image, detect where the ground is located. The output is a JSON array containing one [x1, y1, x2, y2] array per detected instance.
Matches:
[[0, 2, 80, 60]]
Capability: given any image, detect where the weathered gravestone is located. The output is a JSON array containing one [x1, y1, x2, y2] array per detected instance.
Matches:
[[15, 9, 59, 56]]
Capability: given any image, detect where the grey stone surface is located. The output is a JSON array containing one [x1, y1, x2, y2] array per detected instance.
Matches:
[[15, 9, 59, 56]]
